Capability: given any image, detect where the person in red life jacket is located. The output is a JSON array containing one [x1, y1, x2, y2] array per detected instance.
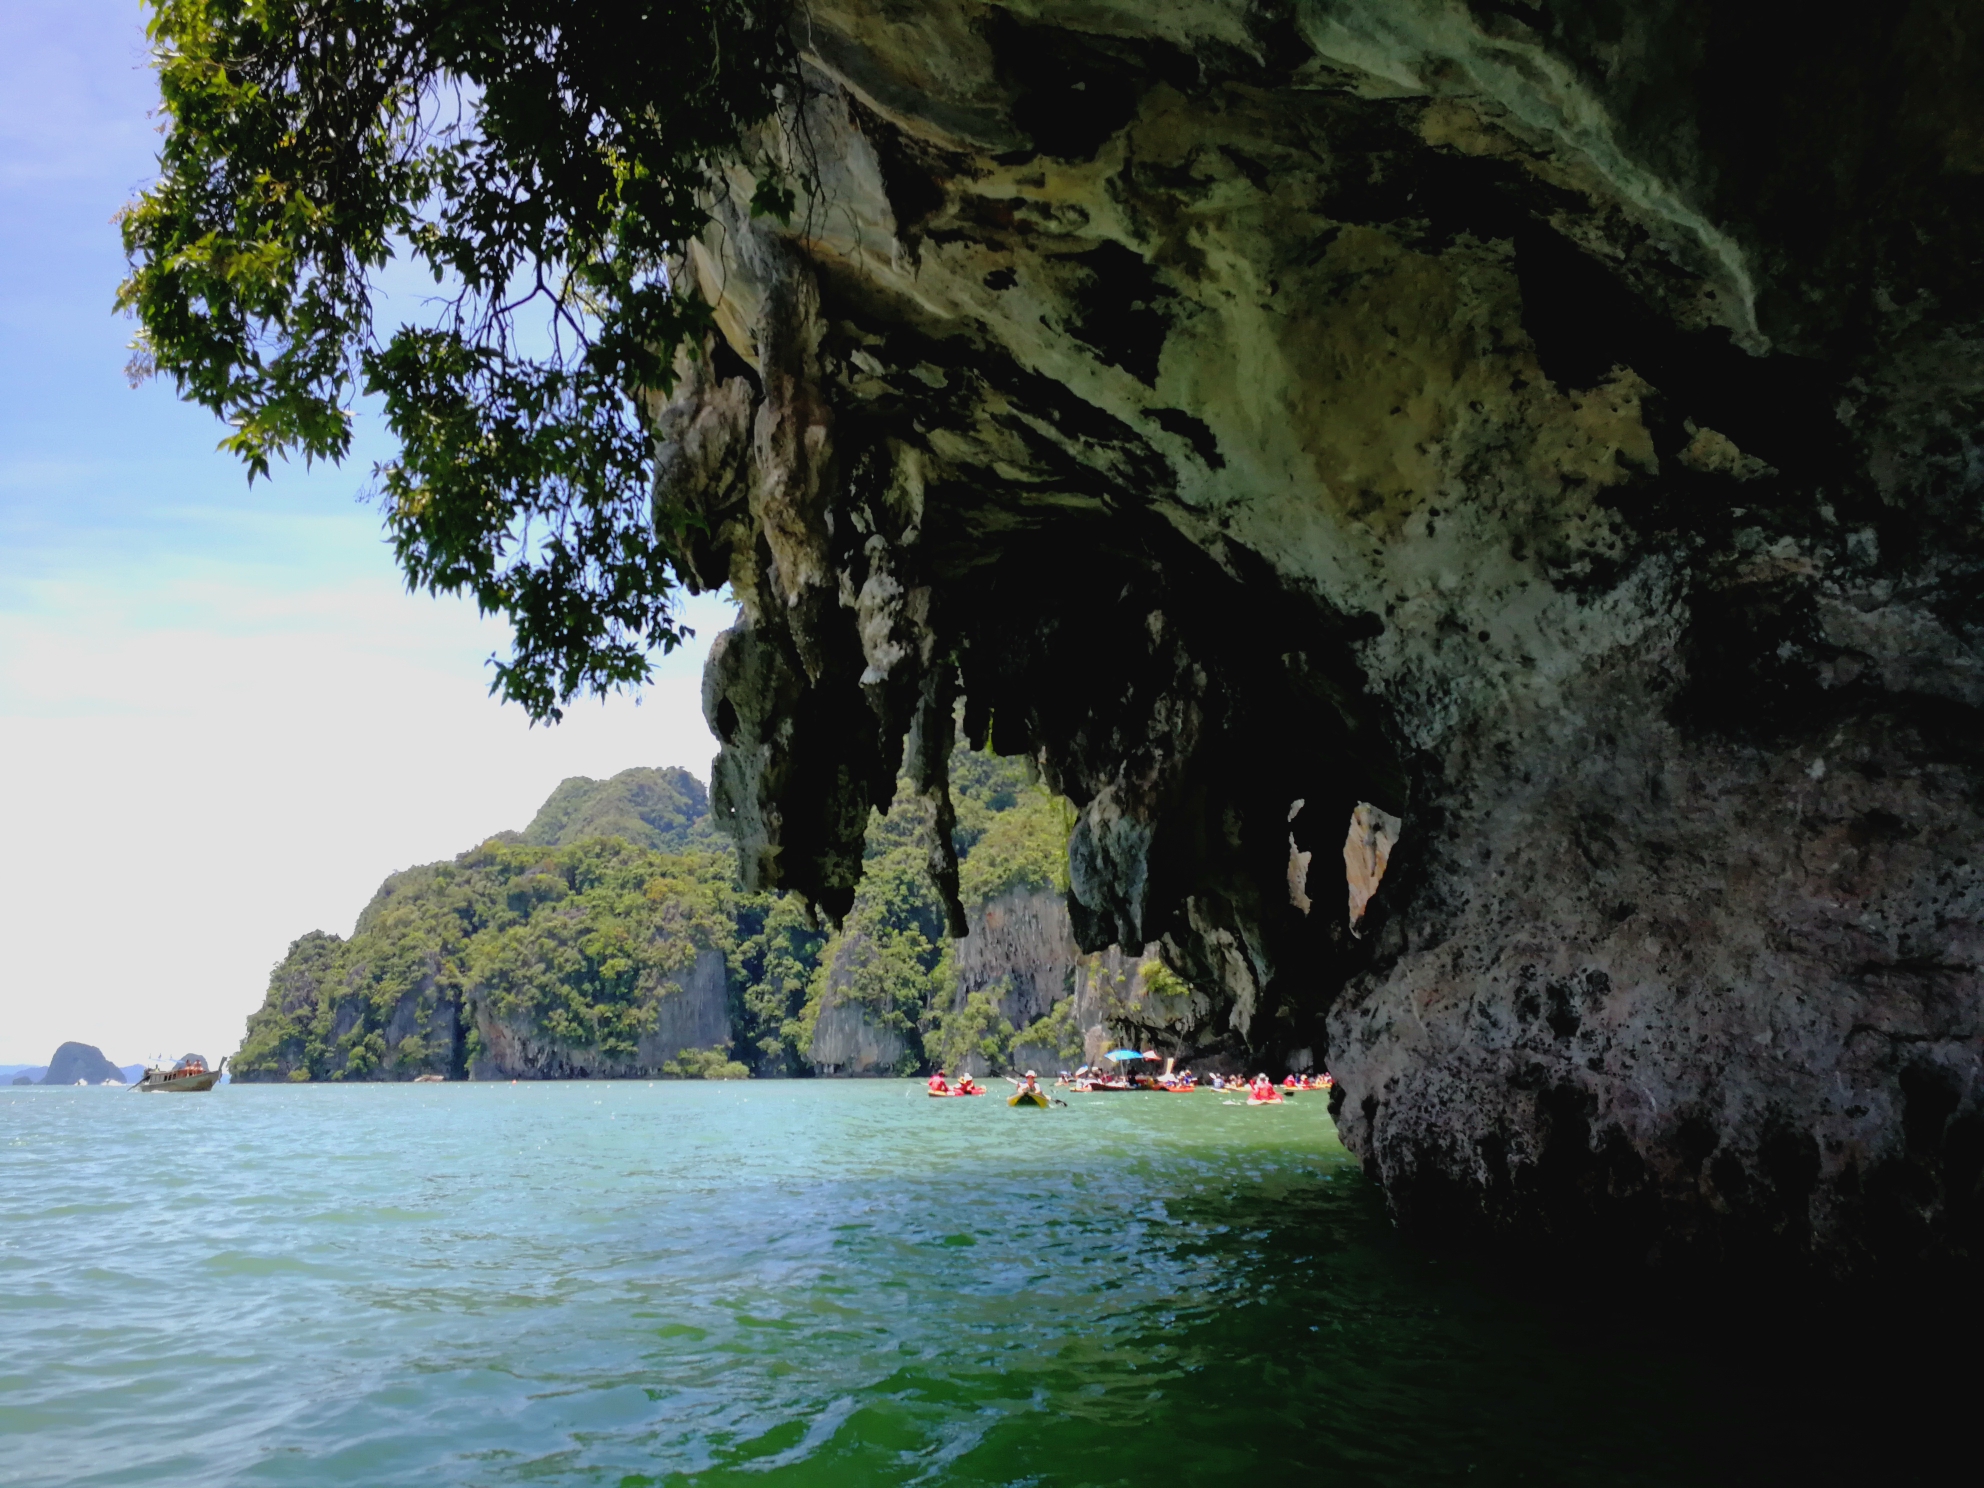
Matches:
[[1251, 1074, 1282, 1101], [1282, 1074, 1300, 1089], [956, 1073, 981, 1095], [928, 1068, 951, 1095]]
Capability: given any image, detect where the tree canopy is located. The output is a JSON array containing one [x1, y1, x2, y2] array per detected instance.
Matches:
[[233, 745, 1082, 1081], [119, 1, 795, 717]]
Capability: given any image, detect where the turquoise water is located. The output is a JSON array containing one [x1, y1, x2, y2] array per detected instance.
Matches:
[[0, 1082, 1860, 1485]]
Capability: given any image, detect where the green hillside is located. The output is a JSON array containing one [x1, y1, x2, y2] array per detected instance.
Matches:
[[234, 746, 1072, 1081], [797, 751, 1075, 1076], [518, 766, 720, 852]]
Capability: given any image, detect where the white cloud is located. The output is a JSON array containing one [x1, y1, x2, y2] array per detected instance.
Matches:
[[0, 575, 735, 1066]]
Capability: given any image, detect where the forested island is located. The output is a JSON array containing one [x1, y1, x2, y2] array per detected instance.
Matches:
[[235, 749, 1169, 1082]]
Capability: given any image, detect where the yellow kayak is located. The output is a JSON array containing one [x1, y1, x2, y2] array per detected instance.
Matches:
[[1008, 1089, 1050, 1108]]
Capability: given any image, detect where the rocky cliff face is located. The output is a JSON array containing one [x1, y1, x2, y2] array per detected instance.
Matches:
[[668, 0, 1984, 1271], [955, 889, 1078, 1032], [234, 807, 748, 1083], [40, 1043, 124, 1086], [472, 947, 733, 1079], [806, 968, 911, 1074], [952, 889, 1202, 1073], [807, 885, 1167, 1076]]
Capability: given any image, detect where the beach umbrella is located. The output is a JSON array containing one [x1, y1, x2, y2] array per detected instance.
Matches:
[[1104, 1049, 1142, 1061]]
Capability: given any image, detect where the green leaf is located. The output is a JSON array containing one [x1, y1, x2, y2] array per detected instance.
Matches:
[[121, 0, 796, 719]]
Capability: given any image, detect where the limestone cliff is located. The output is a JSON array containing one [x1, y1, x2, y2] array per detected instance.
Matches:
[[472, 946, 733, 1079], [808, 882, 1201, 1076], [806, 955, 912, 1074], [666, 0, 1984, 1271], [40, 1043, 125, 1086], [235, 797, 745, 1082]]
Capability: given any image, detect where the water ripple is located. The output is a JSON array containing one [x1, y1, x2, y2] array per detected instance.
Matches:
[[3, 1083, 1737, 1486]]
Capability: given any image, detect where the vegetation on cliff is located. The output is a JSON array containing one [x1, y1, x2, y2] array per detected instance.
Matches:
[[801, 751, 1077, 1076], [237, 769, 758, 1080], [519, 766, 721, 853], [235, 834, 741, 1080], [234, 753, 1073, 1080]]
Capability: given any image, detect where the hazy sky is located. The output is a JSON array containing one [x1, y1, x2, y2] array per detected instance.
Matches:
[[0, 4, 731, 1065]]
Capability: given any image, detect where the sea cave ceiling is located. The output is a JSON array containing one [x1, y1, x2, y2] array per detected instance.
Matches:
[[660, 0, 1984, 1273]]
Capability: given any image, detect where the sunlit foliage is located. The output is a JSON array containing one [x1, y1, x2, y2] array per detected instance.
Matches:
[[119, 0, 795, 717]]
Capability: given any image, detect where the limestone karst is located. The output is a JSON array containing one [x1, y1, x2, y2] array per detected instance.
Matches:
[[660, 0, 1984, 1272]]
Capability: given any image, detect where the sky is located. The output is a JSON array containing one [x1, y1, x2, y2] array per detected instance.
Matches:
[[0, 3, 732, 1066]]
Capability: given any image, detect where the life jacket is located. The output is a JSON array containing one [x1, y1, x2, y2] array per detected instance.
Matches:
[[928, 1075, 949, 1093]]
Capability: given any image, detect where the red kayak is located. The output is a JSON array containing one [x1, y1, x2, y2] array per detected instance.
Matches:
[[927, 1088, 986, 1097], [1246, 1089, 1285, 1105]]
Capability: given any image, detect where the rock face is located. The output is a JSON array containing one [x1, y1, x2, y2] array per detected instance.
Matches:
[[41, 1043, 123, 1085], [807, 969, 911, 1074], [956, 890, 1079, 1034], [234, 788, 745, 1083], [808, 885, 1182, 1076], [664, 1, 1984, 1271], [951, 889, 1203, 1073], [472, 947, 733, 1079]]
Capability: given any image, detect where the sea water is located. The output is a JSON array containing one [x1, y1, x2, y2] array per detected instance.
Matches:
[[0, 1082, 1896, 1485]]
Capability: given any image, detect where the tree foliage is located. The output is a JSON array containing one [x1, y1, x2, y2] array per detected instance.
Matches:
[[234, 743, 1089, 1081], [234, 835, 752, 1080], [119, 0, 795, 717], [798, 752, 1077, 1070]]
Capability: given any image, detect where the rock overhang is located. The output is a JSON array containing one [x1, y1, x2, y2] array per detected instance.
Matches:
[[661, 0, 1984, 1273]]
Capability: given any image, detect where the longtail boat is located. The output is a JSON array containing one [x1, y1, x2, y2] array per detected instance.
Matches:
[[135, 1055, 223, 1092]]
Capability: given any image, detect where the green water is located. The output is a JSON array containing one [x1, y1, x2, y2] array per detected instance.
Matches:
[[0, 1082, 1875, 1485]]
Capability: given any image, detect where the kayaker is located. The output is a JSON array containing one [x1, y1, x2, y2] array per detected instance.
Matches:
[[928, 1068, 951, 1095], [1008, 1070, 1044, 1099], [956, 1073, 981, 1095]]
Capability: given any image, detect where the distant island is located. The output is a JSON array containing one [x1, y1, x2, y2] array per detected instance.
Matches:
[[232, 755, 1161, 1083], [5, 1043, 144, 1086]]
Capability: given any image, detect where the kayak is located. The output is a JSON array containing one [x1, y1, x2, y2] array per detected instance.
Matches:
[[928, 1088, 985, 1097], [1246, 1091, 1285, 1105], [1009, 1090, 1051, 1108]]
